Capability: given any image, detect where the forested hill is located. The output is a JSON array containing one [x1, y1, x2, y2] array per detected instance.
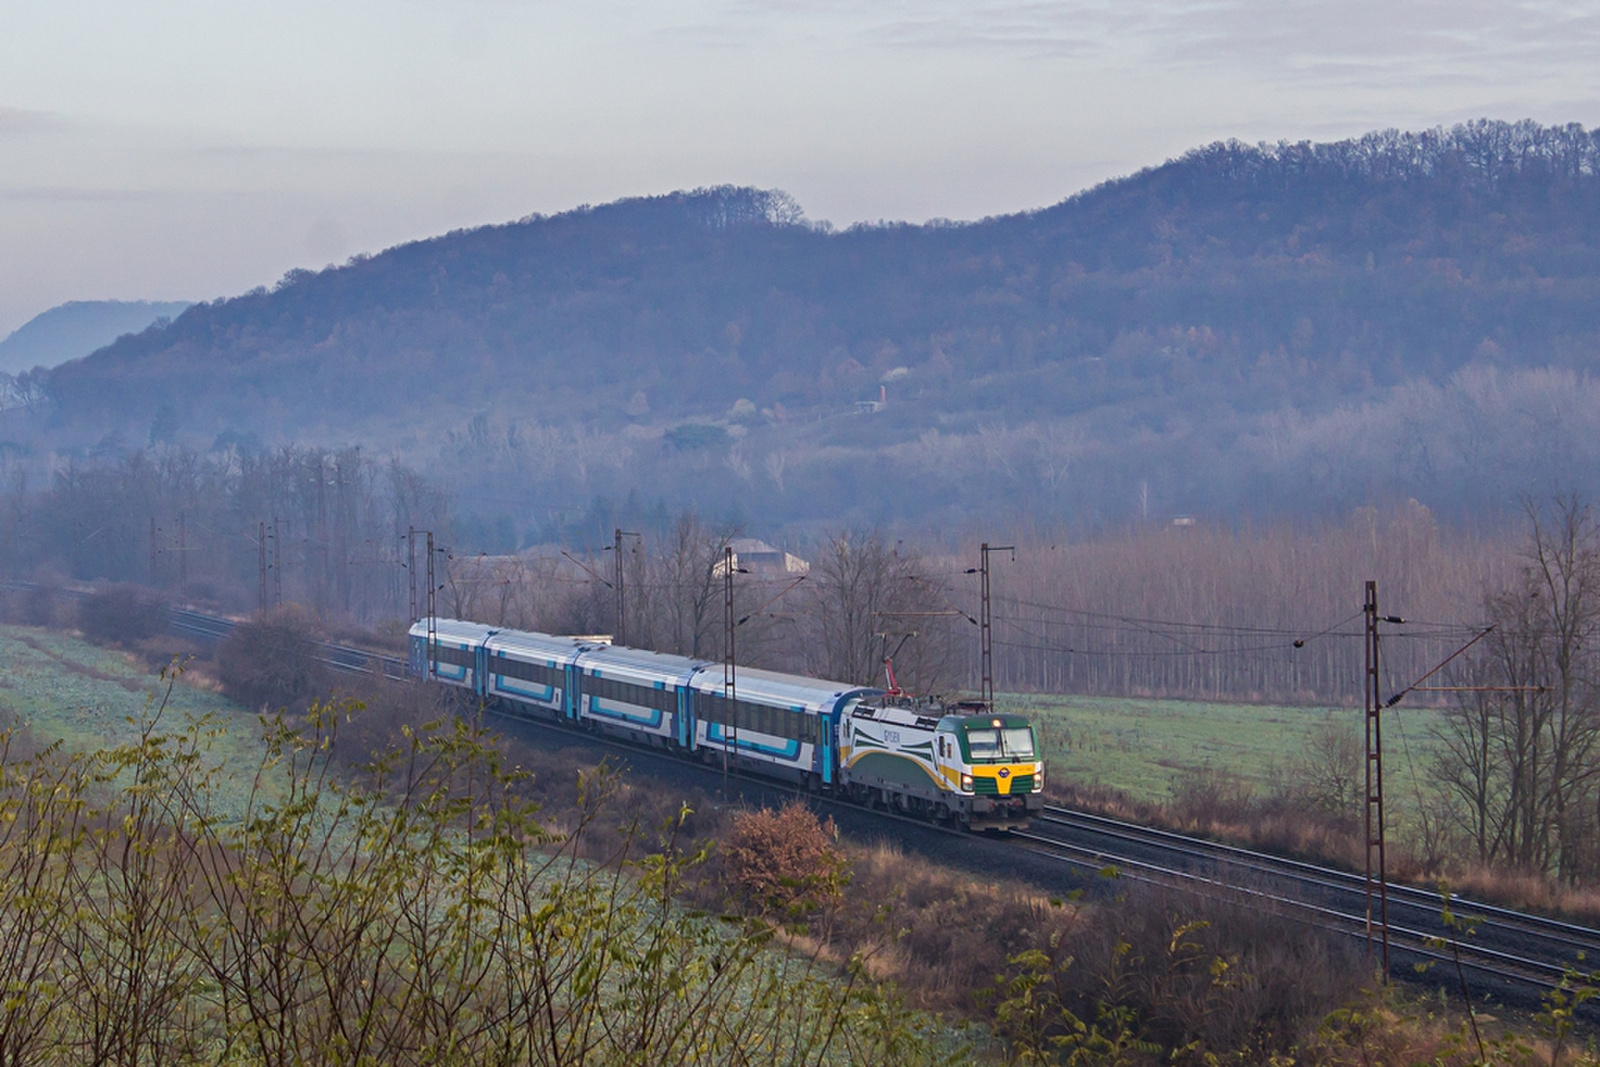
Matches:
[[31, 120, 1600, 535]]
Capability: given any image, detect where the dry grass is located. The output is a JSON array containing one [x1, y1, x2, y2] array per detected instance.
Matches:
[[831, 839, 1078, 1015], [1437, 867, 1600, 925], [1065, 767, 1600, 928]]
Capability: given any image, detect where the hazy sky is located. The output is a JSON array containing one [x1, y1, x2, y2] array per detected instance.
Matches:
[[2, 0, 1597, 335]]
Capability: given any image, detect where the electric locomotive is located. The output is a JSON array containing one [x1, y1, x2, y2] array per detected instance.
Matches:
[[409, 619, 1045, 830], [839, 695, 1043, 829]]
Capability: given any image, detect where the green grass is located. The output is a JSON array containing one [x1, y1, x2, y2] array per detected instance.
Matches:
[[1002, 691, 1444, 805], [0, 624, 269, 818]]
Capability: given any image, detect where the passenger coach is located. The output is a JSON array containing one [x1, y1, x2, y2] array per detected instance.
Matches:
[[409, 620, 873, 791]]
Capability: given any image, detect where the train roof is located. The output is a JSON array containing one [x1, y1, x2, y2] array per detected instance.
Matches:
[[575, 642, 705, 686], [687, 663, 878, 713], [409, 619, 879, 712], [486, 629, 601, 663], [410, 618, 498, 645]]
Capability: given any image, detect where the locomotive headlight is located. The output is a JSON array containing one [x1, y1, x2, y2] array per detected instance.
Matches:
[[960, 773, 973, 792], [1033, 767, 1045, 793]]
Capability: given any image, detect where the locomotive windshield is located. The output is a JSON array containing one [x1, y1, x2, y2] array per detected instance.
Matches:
[[965, 726, 1036, 761]]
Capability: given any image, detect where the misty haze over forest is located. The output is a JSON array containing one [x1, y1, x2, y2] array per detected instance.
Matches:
[[6, 119, 1600, 550]]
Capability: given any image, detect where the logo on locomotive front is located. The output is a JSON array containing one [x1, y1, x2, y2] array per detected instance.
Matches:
[[998, 767, 1011, 779]]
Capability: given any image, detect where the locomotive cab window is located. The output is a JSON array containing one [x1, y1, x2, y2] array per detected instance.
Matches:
[[965, 727, 1035, 761], [967, 730, 1000, 759], [1002, 728, 1036, 760]]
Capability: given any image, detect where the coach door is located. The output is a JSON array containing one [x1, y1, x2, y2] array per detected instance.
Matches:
[[474, 645, 490, 699], [820, 708, 835, 785], [563, 664, 580, 720]]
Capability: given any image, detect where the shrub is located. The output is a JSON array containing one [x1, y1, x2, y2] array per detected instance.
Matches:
[[77, 585, 169, 646], [19, 583, 60, 627], [0, 696, 940, 1064], [1169, 762, 1256, 827], [721, 802, 849, 920], [216, 606, 325, 711], [664, 423, 730, 451], [992, 881, 1366, 1060]]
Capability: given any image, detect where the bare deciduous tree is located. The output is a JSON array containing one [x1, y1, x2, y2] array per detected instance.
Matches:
[[802, 531, 959, 693], [640, 512, 736, 658], [1431, 496, 1600, 879]]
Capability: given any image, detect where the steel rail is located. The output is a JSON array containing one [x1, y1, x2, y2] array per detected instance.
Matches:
[[1007, 827, 1577, 991], [1039, 806, 1600, 958]]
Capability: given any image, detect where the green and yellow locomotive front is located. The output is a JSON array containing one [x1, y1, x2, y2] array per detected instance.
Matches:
[[838, 699, 1045, 830], [942, 712, 1044, 829]]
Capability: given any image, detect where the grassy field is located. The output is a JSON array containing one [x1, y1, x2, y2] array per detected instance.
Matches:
[[1004, 691, 1445, 807], [0, 624, 271, 818]]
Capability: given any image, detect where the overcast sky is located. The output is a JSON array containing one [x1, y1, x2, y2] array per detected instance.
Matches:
[[1, 0, 1597, 335]]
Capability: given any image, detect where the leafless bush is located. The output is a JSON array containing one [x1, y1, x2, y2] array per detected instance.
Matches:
[[1169, 763, 1257, 828], [77, 584, 170, 646], [126, 634, 205, 672], [215, 605, 326, 711], [994, 880, 1366, 1061], [1273, 714, 1364, 827], [20, 582, 61, 627], [828, 840, 1076, 1014]]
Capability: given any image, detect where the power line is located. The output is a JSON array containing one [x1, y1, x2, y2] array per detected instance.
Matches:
[[988, 610, 1367, 659], [989, 594, 1475, 640]]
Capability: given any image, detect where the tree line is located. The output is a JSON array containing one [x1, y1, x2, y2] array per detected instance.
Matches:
[[980, 501, 1510, 704], [1429, 496, 1600, 883], [0, 447, 1521, 707], [0, 445, 449, 624]]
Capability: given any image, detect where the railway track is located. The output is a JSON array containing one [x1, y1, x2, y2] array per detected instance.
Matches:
[[11, 584, 1600, 1011], [167, 606, 411, 680], [1012, 807, 1600, 1001]]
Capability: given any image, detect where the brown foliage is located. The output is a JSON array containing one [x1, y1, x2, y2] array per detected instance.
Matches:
[[18, 582, 63, 627], [721, 803, 848, 919], [990, 881, 1368, 1061], [984, 503, 1507, 704]]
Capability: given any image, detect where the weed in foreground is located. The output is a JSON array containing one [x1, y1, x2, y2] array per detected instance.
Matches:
[[0, 671, 954, 1065]]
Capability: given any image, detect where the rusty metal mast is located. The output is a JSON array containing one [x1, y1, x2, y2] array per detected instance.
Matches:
[[978, 543, 1014, 708], [723, 545, 737, 799], [1364, 580, 1390, 976]]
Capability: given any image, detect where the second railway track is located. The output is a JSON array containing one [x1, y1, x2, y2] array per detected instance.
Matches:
[[1017, 806, 1600, 1003]]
